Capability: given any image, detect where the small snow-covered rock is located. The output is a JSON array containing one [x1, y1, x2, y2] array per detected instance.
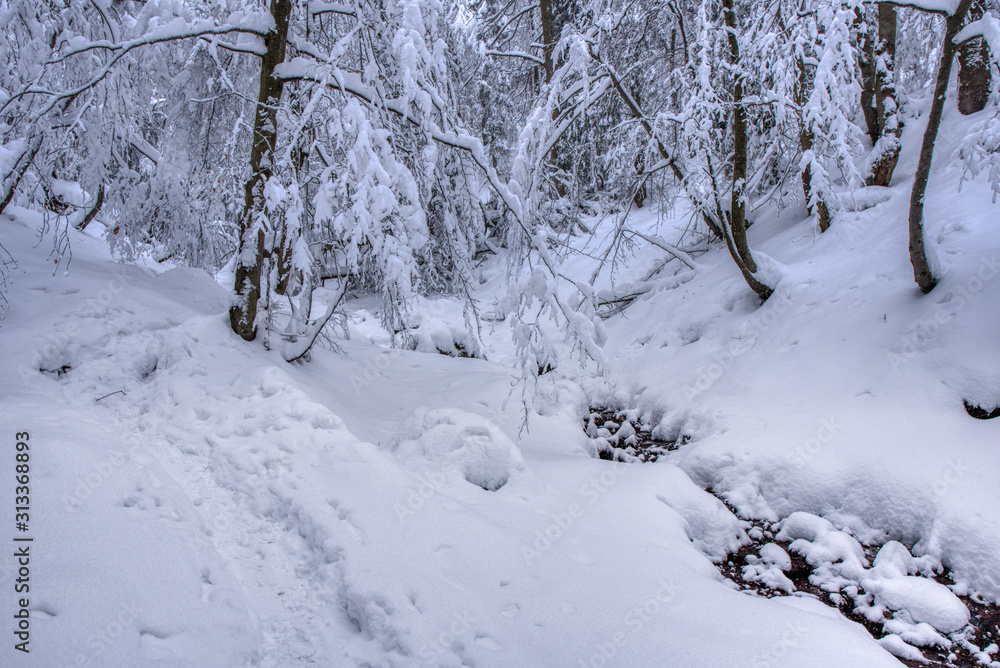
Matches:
[[759, 543, 792, 571], [876, 634, 926, 662], [882, 618, 951, 649], [397, 305, 483, 358], [744, 543, 795, 593], [871, 541, 916, 579], [863, 575, 970, 634], [776, 511, 835, 542], [612, 420, 637, 446], [389, 407, 526, 490], [797, 530, 868, 572], [743, 562, 796, 594]]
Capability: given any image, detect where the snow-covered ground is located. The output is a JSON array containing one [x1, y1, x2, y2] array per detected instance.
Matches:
[[1, 93, 999, 668]]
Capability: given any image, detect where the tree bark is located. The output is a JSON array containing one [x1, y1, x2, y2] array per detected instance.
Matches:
[[958, 0, 991, 115], [795, 43, 831, 232], [0, 134, 43, 216], [75, 183, 105, 231], [539, 0, 567, 196], [856, 8, 880, 145], [539, 0, 556, 84], [908, 0, 974, 293], [723, 0, 754, 269], [230, 0, 292, 341], [868, 2, 901, 186], [720, 0, 772, 300]]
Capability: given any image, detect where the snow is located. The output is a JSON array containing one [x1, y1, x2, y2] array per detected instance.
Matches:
[[839, 186, 893, 212], [388, 407, 526, 491], [3, 51, 1000, 667], [48, 179, 87, 208], [744, 544, 796, 594], [863, 576, 970, 634], [878, 633, 929, 662], [0, 205, 904, 667]]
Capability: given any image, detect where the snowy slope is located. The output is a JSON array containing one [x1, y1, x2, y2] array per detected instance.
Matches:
[[576, 95, 1000, 606], [0, 206, 906, 667]]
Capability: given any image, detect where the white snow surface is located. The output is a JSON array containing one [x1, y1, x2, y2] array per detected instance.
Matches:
[[388, 407, 526, 491], [0, 207, 902, 666]]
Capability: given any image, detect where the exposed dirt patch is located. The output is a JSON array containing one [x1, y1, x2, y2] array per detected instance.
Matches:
[[964, 400, 1000, 420], [583, 408, 685, 462]]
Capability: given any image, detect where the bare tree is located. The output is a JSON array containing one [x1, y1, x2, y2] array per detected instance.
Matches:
[[905, 0, 975, 292]]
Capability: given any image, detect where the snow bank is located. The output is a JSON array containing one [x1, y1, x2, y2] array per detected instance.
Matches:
[[389, 407, 526, 490]]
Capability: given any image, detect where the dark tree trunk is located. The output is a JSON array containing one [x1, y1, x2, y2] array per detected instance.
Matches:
[[539, 0, 567, 196], [722, 0, 772, 300], [633, 151, 646, 208], [75, 184, 105, 231], [868, 2, 901, 187], [0, 135, 43, 216], [909, 0, 974, 293], [794, 43, 831, 232], [230, 0, 292, 341], [539, 0, 556, 84], [723, 0, 752, 269], [856, 8, 880, 145], [958, 0, 991, 115]]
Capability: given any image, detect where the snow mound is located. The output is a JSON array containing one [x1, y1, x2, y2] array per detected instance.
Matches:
[[862, 576, 970, 634], [389, 408, 525, 490], [838, 186, 892, 212], [776, 511, 836, 542]]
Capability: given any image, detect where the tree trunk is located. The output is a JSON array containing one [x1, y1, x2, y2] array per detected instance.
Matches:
[[539, 0, 567, 196], [958, 0, 991, 115], [722, 0, 772, 300], [230, 0, 292, 341], [633, 151, 646, 208], [856, 8, 880, 145], [723, 0, 753, 269], [539, 0, 556, 84], [908, 0, 974, 293], [868, 2, 901, 186], [795, 44, 831, 232], [0, 134, 43, 216], [75, 183, 105, 231]]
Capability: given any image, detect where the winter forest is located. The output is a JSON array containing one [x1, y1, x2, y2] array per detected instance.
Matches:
[[2, 0, 1000, 665]]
